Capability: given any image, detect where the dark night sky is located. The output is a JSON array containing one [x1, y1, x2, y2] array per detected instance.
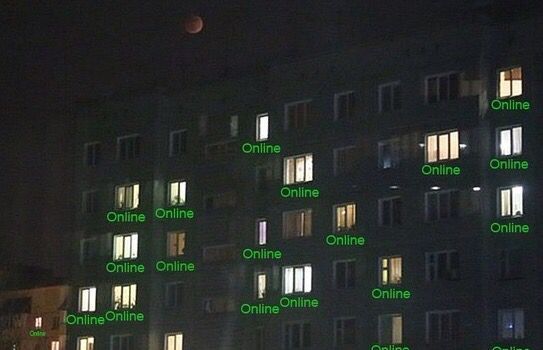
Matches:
[[0, 0, 489, 277]]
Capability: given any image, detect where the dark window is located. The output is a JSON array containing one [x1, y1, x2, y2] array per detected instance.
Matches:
[[334, 260, 355, 289], [500, 249, 523, 280], [426, 73, 460, 103], [169, 130, 187, 156], [335, 92, 355, 119], [379, 197, 402, 226], [84, 142, 100, 166], [286, 101, 312, 130], [118, 135, 141, 160], [165, 282, 183, 307]]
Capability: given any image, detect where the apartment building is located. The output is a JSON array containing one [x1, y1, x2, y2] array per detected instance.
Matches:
[[68, 3, 542, 349]]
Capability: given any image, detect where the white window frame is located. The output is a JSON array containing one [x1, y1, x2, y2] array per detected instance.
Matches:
[[229, 115, 239, 137], [167, 231, 186, 257], [282, 264, 312, 295], [333, 146, 356, 176], [333, 317, 356, 346], [497, 66, 522, 99], [284, 99, 312, 131], [378, 313, 403, 344], [282, 209, 312, 239], [425, 310, 460, 343], [84, 142, 100, 167], [425, 250, 460, 281], [378, 196, 402, 227], [333, 259, 356, 289], [255, 271, 267, 299], [169, 129, 187, 157], [425, 130, 459, 163], [378, 81, 401, 113], [498, 308, 524, 340], [283, 321, 311, 349], [34, 316, 42, 328], [378, 138, 400, 169], [425, 71, 460, 103], [496, 125, 522, 157], [51, 340, 60, 350], [379, 256, 402, 286], [165, 281, 184, 308], [256, 219, 267, 245], [110, 334, 132, 350], [283, 153, 313, 184], [334, 90, 355, 120], [424, 189, 459, 222], [77, 337, 95, 350], [115, 183, 140, 210], [117, 134, 141, 160], [256, 113, 269, 141], [498, 186, 523, 218], [168, 180, 187, 206], [112, 283, 137, 310], [333, 202, 356, 232], [78, 286, 96, 312], [113, 233, 138, 261], [164, 332, 184, 350]]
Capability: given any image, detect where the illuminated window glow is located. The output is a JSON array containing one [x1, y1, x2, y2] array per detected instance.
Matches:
[[79, 287, 96, 312], [380, 256, 402, 285], [499, 186, 523, 217], [284, 153, 313, 184], [334, 203, 356, 231], [283, 264, 312, 294], [379, 314, 403, 344], [498, 126, 522, 156], [167, 231, 186, 257], [426, 130, 459, 162], [77, 336, 94, 350], [168, 180, 187, 206], [498, 67, 522, 98], [113, 233, 138, 261], [112, 283, 137, 309], [165, 332, 183, 350], [115, 183, 140, 210], [256, 113, 269, 141], [283, 209, 312, 239]]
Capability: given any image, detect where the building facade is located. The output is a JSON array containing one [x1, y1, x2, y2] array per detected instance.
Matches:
[[68, 4, 542, 350]]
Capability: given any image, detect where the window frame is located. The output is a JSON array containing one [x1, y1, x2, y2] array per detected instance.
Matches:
[[378, 81, 401, 113], [166, 231, 186, 257], [116, 134, 141, 161], [424, 189, 460, 222], [78, 286, 97, 312], [284, 99, 313, 131], [84, 141, 100, 167], [77, 336, 95, 350], [164, 332, 184, 350], [333, 146, 357, 176], [282, 264, 312, 295], [283, 321, 311, 349], [165, 281, 184, 308], [496, 125, 522, 157], [255, 218, 268, 245], [379, 256, 402, 286], [498, 308, 524, 340], [256, 113, 270, 141], [425, 130, 460, 163], [167, 180, 187, 207], [333, 202, 356, 232], [497, 66, 522, 99], [169, 129, 187, 157], [333, 317, 356, 346], [283, 153, 313, 185], [425, 310, 460, 343], [112, 233, 138, 261], [378, 138, 401, 169], [378, 313, 403, 344], [497, 185, 524, 218], [110, 334, 133, 350], [282, 209, 312, 239], [424, 71, 460, 104], [378, 196, 402, 227], [334, 90, 355, 120], [333, 259, 356, 289], [114, 183, 140, 210], [425, 250, 460, 281], [112, 283, 137, 310]]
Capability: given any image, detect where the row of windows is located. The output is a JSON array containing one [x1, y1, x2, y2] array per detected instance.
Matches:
[[84, 119, 524, 168], [78, 246, 524, 313], [74, 307, 525, 350], [83, 184, 524, 224]]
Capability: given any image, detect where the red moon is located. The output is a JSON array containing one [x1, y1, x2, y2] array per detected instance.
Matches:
[[185, 15, 204, 34]]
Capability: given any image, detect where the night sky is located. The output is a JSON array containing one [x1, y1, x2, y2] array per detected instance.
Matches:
[[0, 0, 495, 277]]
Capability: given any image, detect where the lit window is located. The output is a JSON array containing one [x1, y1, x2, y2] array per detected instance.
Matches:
[[165, 282, 183, 308], [498, 186, 523, 217], [285, 100, 312, 130], [426, 130, 459, 162], [334, 318, 356, 346], [499, 249, 523, 280], [77, 337, 94, 350], [334, 203, 356, 232], [34, 317, 42, 328], [425, 250, 459, 281], [283, 264, 312, 294], [256, 219, 267, 245], [498, 308, 524, 339], [426, 310, 460, 343], [379, 314, 403, 344], [498, 67, 522, 98], [256, 113, 269, 141], [284, 153, 313, 184], [115, 183, 140, 210], [379, 82, 401, 112], [117, 134, 141, 160], [82, 190, 97, 214], [51, 341, 60, 350], [165, 332, 183, 350], [78, 287, 96, 312], [379, 197, 402, 227], [333, 146, 357, 175], [425, 190, 459, 222], [228, 115, 239, 137], [84, 142, 100, 167], [113, 233, 138, 261], [168, 180, 186, 206], [426, 72, 459, 103], [284, 322, 311, 349], [380, 256, 402, 285], [167, 231, 186, 257], [169, 129, 187, 157], [283, 209, 312, 239], [497, 126, 522, 156], [334, 260, 355, 289], [112, 283, 137, 309], [256, 272, 267, 299], [378, 139, 400, 169], [111, 335, 132, 350], [334, 91, 355, 120]]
